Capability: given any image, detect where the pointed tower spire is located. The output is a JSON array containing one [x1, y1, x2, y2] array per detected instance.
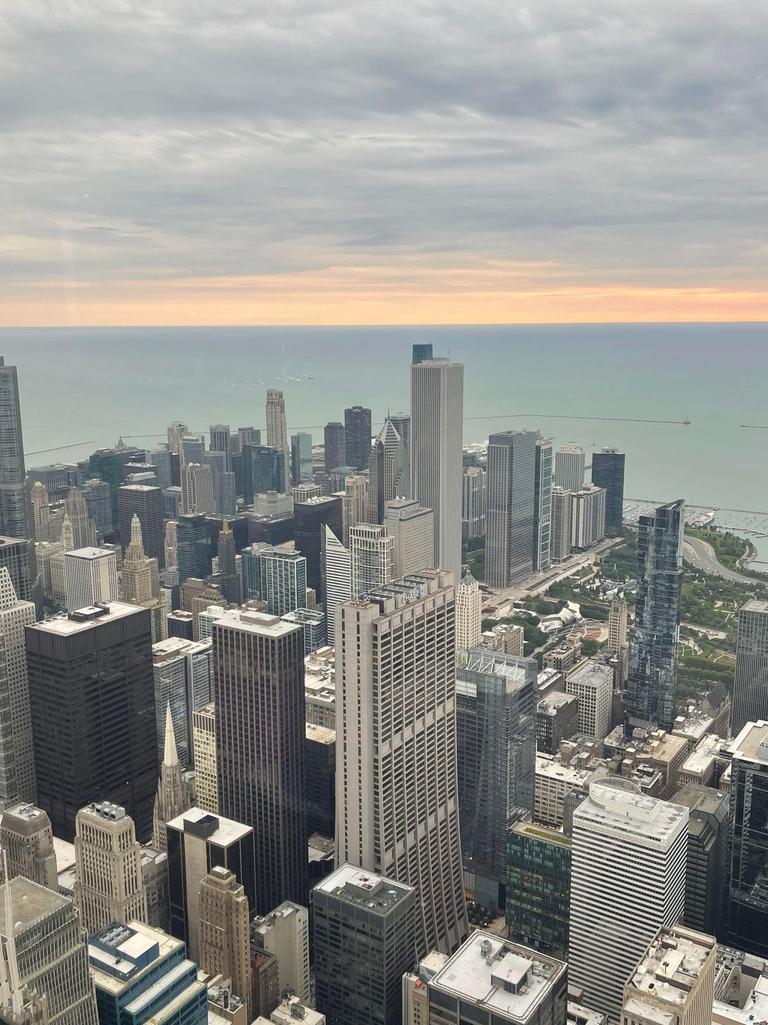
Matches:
[[0, 567, 18, 612], [163, 702, 179, 767], [60, 512, 74, 552]]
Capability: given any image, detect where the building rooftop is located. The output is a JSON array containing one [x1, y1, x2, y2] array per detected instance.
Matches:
[[680, 734, 724, 776], [306, 723, 335, 746], [0, 876, 69, 933], [65, 546, 115, 561], [152, 636, 212, 661], [510, 821, 572, 848], [314, 863, 414, 914], [0, 802, 52, 836], [673, 783, 729, 819], [623, 926, 715, 1023], [536, 752, 606, 787], [458, 650, 533, 695], [79, 800, 128, 824], [730, 720, 768, 764], [574, 778, 688, 841], [566, 659, 613, 687], [740, 598, 768, 615], [166, 806, 252, 847], [714, 945, 768, 1025], [118, 483, 161, 493], [538, 691, 578, 715], [430, 931, 566, 1024], [209, 606, 301, 639], [30, 600, 143, 636]]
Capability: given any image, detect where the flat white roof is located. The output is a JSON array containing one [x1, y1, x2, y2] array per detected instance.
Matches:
[[575, 778, 688, 840], [211, 607, 301, 638], [30, 601, 143, 636], [166, 806, 252, 846], [65, 546, 115, 560]]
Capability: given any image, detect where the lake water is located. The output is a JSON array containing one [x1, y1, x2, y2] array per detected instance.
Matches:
[[2, 322, 767, 555]]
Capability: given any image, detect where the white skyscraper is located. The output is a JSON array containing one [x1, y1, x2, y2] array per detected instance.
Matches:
[[266, 389, 290, 492], [336, 570, 468, 955], [565, 659, 614, 739], [64, 547, 118, 611], [0, 567, 37, 807], [569, 778, 688, 1022], [455, 570, 482, 655], [554, 444, 586, 493], [349, 523, 394, 596], [385, 498, 435, 577], [322, 525, 351, 639], [410, 358, 464, 579], [181, 462, 216, 515]]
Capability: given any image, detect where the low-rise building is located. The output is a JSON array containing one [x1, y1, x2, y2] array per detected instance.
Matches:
[[534, 750, 609, 827], [621, 925, 716, 1025], [537, 692, 579, 755]]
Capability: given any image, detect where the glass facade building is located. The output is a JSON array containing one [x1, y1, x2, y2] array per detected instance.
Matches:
[[456, 649, 537, 910], [241, 543, 307, 615], [506, 821, 571, 959], [534, 435, 553, 571], [176, 513, 212, 584], [625, 498, 685, 732], [591, 448, 626, 531], [485, 430, 537, 587]]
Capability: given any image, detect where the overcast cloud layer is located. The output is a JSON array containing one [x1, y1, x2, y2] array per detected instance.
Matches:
[[1, 0, 767, 322]]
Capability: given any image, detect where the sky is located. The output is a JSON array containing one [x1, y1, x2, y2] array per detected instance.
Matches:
[[1, 0, 767, 326]]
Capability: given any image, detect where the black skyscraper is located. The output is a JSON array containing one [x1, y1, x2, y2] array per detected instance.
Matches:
[[412, 343, 433, 364], [118, 484, 165, 567], [26, 602, 158, 842], [591, 448, 625, 530], [239, 444, 285, 504], [323, 422, 345, 473], [88, 445, 147, 526], [176, 513, 212, 583], [0, 357, 29, 539], [294, 496, 342, 600], [343, 406, 372, 471]]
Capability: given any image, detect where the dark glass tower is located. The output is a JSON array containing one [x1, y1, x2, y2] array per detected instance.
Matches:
[[294, 495, 342, 600], [486, 430, 537, 587], [456, 649, 537, 910], [88, 445, 147, 526], [343, 406, 372, 471], [724, 721, 768, 956], [176, 513, 211, 583], [26, 602, 158, 841], [591, 448, 626, 531], [323, 422, 345, 473], [412, 343, 433, 364], [507, 821, 571, 958], [118, 484, 165, 567], [240, 444, 285, 504], [213, 609, 306, 913], [625, 499, 685, 732], [730, 599, 768, 736], [0, 357, 29, 539]]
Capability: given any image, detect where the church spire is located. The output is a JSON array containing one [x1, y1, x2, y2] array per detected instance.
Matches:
[[163, 702, 179, 767]]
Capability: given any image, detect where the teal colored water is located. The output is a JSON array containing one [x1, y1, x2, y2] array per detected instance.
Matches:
[[2, 323, 767, 517]]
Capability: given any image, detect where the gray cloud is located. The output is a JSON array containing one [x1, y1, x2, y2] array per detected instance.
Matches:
[[1, 0, 766, 289]]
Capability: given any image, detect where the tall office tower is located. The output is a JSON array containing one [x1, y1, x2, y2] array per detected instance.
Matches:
[[672, 783, 729, 936], [240, 444, 286, 503], [251, 900, 312, 1006], [424, 931, 567, 1025], [344, 405, 372, 471], [121, 515, 160, 607], [90, 920, 207, 1023], [209, 423, 232, 470], [621, 926, 716, 1025], [238, 425, 261, 449], [74, 800, 149, 933], [295, 495, 342, 600], [533, 435, 553, 571], [592, 448, 626, 531], [609, 594, 629, 657], [462, 465, 486, 542], [63, 487, 97, 548], [336, 570, 468, 954], [203, 449, 236, 517], [118, 483, 165, 566], [26, 602, 157, 841], [0, 877, 99, 1024], [266, 389, 290, 491], [412, 342, 433, 364], [486, 430, 537, 588], [0, 536, 37, 609], [166, 807, 256, 960], [550, 487, 572, 562], [724, 720, 768, 955], [291, 432, 313, 484], [192, 704, 218, 814], [0, 803, 57, 890], [180, 434, 205, 466], [198, 867, 252, 1018], [554, 443, 585, 493], [30, 480, 51, 541], [164, 519, 177, 568], [322, 525, 351, 638], [456, 649, 536, 909], [149, 446, 173, 490], [368, 420, 409, 523], [176, 513, 211, 583], [313, 865, 417, 1025], [0, 568, 36, 807], [182, 462, 216, 515], [411, 357, 464, 579], [385, 498, 435, 577], [341, 474, 368, 543], [569, 778, 688, 1021], [570, 484, 607, 549], [284, 607, 327, 654], [81, 477, 113, 535], [730, 599, 768, 735], [324, 421, 346, 473], [152, 636, 213, 765], [153, 706, 196, 853], [455, 570, 482, 654], [0, 357, 29, 540], [89, 443, 147, 523], [242, 544, 307, 615], [293, 481, 322, 503], [566, 660, 614, 739], [388, 409, 411, 456], [507, 821, 571, 958], [305, 721, 335, 836], [625, 499, 685, 733], [167, 421, 189, 454], [63, 546, 118, 610], [26, 462, 81, 502], [216, 521, 240, 604], [350, 523, 394, 596], [214, 609, 306, 913]]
